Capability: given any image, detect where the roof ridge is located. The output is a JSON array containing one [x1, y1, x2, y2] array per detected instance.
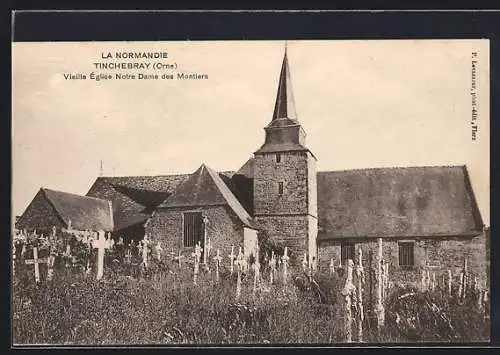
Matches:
[[99, 173, 191, 179], [318, 164, 467, 174], [203, 165, 254, 228], [42, 187, 110, 203]]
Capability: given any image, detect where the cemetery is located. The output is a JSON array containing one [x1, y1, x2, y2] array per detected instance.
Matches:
[[12, 227, 490, 345], [12, 45, 490, 345]]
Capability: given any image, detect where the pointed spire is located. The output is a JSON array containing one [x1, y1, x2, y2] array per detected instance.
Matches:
[[272, 44, 297, 121]]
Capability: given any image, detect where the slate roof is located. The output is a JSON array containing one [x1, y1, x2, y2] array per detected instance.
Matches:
[[317, 165, 484, 240], [42, 188, 113, 231], [254, 142, 309, 154], [235, 157, 255, 179], [86, 175, 190, 230], [271, 48, 297, 122], [159, 164, 256, 228]]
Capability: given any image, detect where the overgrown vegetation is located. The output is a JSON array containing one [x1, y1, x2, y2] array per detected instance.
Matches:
[[12, 257, 490, 345]]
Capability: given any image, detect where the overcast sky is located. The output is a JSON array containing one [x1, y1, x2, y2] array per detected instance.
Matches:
[[12, 40, 490, 225]]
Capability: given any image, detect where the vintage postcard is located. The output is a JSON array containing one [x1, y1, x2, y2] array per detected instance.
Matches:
[[12, 39, 490, 345]]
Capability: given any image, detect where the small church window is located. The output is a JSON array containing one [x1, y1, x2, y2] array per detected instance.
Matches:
[[341, 242, 356, 265], [183, 211, 203, 248], [398, 242, 415, 268], [276, 153, 281, 163], [278, 182, 284, 196]]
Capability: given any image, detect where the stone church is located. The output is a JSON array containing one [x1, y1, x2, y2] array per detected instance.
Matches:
[[16, 49, 487, 284]]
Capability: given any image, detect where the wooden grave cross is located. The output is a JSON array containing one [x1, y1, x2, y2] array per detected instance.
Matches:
[[25, 247, 49, 283], [330, 258, 335, 275], [213, 249, 223, 282], [175, 250, 185, 267], [92, 231, 110, 280]]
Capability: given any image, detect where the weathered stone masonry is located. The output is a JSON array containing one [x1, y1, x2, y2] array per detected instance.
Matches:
[[146, 205, 244, 259], [318, 234, 488, 287]]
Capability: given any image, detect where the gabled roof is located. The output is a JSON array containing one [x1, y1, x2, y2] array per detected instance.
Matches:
[[234, 157, 255, 179], [42, 188, 113, 232], [86, 174, 190, 231], [159, 164, 256, 228], [91, 174, 189, 194], [317, 165, 484, 240]]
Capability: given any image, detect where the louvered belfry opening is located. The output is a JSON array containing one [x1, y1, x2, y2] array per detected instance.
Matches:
[[183, 211, 203, 248]]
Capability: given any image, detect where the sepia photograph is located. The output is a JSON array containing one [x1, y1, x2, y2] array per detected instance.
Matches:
[[12, 39, 490, 345]]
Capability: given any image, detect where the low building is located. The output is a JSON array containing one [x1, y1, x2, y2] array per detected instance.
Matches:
[[15, 188, 113, 236]]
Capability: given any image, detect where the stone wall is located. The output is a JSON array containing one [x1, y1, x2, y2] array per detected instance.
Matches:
[[253, 151, 308, 215], [255, 215, 308, 264], [146, 205, 245, 259], [318, 234, 488, 287]]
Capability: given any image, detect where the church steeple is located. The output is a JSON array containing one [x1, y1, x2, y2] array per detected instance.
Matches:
[[255, 45, 311, 155], [271, 45, 297, 122]]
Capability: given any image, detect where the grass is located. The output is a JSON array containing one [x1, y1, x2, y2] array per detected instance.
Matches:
[[12, 257, 490, 345]]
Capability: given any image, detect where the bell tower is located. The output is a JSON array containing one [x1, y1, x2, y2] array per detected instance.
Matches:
[[253, 46, 318, 266]]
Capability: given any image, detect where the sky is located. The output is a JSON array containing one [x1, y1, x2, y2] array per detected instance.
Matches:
[[12, 40, 490, 225]]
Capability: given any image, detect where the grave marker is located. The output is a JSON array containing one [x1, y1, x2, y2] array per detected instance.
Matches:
[[193, 242, 202, 284], [213, 249, 222, 282], [235, 254, 244, 301], [92, 231, 110, 280], [12, 242, 16, 278], [228, 246, 236, 275], [356, 249, 365, 342], [342, 259, 356, 343], [330, 258, 335, 276], [252, 260, 260, 296], [25, 247, 48, 283], [282, 247, 290, 287], [175, 251, 185, 267], [155, 241, 163, 262], [269, 251, 276, 285], [374, 238, 385, 331], [302, 253, 308, 272], [141, 235, 150, 268]]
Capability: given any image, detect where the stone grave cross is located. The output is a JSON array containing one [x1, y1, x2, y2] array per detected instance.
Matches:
[[155, 241, 163, 262], [25, 247, 49, 283], [302, 253, 308, 273], [330, 258, 335, 275], [204, 237, 212, 271], [269, 251, 276, 285], [142, 235, 150, 268], [193, 242, 203, 284], [282, 247, 290, 286], [235, 252, 245, 301], [92, 230, 110, 280], [213, 249, 223, 282], [228, 246, 236, 275]]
